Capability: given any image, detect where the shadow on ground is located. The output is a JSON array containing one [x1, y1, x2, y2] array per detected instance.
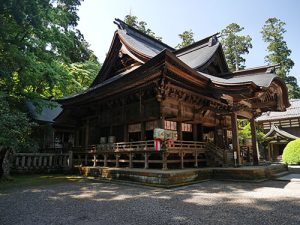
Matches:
[[0, 176, 299, 225]]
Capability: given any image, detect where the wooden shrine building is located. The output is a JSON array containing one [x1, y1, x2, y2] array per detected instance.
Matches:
[[256, 99, 300, 161], [54, 19, 290, 169]]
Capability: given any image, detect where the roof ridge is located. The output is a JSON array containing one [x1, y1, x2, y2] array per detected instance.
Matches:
[[114, 18, 174, 51], [174, 33, 219, 54], [232, 64, 280, 73]]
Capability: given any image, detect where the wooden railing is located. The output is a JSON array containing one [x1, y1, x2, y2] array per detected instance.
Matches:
[[13, 152, 73, 173], [79, 140, 207, 153], [72, 140, 209, 169], [167, 140, 206, 152]]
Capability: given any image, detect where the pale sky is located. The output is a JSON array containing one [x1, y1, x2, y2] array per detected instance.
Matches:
[[77, 0, 300, 80]]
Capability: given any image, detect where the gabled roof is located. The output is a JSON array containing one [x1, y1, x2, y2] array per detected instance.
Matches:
[[263, 124, 298, 140], [26, 100, 62, 124], [256, 99, 300, 122], [174, 34, 228, 72], [56, 19, 290, 116], [115, 18, 174, 57], [92, 19, 229, 86]]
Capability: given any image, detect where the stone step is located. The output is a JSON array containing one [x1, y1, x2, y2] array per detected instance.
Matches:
[[288, 165, 300, 174], [271, 171, 289, 178]]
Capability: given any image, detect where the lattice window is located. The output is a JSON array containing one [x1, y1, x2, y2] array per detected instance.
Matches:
[[182, 123, 192, 132], [165, 121, 177, 130]]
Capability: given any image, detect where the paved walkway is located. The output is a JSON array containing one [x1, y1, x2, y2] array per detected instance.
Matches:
[[1, 179, 299, 225], [276, 173, 300, 182]]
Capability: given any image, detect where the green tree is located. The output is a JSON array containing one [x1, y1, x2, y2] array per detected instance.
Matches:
[[176, 30, 195, 49], [261, 18, 294, 78], [65, 60, 101, 95], [220, 23, 252, 71], [124, 15, 162, 41], [0, 0, 100, 150], [0, 0, 98, 101], [0, 92, 36, 152], [238, 120, 265, 144], [261, 17, 299, 98]]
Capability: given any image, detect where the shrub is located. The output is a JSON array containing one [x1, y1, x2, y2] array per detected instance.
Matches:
[[282, 139, 300, 165]]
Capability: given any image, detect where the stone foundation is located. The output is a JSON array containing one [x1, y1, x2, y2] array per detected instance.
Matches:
[[78, 164, 287, 186]]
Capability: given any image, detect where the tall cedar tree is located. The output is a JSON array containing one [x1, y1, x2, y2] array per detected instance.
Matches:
[[176, 30, 195, 49], [261, 17, 300, 98], [220, 23, 252, 71], [124, 15, 162, 41]]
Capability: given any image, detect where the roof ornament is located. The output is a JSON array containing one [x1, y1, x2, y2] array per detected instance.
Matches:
[[114, 18, 126, 30], [208, 35, 218, 47]]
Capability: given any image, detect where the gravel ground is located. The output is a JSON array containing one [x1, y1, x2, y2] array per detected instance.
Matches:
[[0, 179, 299, 225]]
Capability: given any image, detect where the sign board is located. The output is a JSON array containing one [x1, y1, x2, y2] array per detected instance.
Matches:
[[153, 128, 178, 141]]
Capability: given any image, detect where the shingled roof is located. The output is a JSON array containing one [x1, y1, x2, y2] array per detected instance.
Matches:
[[256, 99, 300, 122], [26, 100, 62, 124], [57, 19, 289, 113], [263, 124, 298, 140]]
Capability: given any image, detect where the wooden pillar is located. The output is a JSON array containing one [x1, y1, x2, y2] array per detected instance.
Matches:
[[270, 143, 274, 161], [159, 116, 165, 129], [177, 122, 182, 140], [123, 124, 128, 142], [104, 153, 108, 167], [75, 130, 80, 146], [250, 117, 259, 165], [198, 124, 204, 141], [129, 153, 133, 168], [85, 119, 90, 148], [93, 154, 97, 167], [144, 153, 149, 169], [224, 129, 228, 148], [180, 152, 184, 169], [162, 152, 168, 170], [194, 151, 198, 168], [193, 124, 198, 141], [115, 154, 120, 167], [68, 151, 73, 168], [141, 122, 146, 141], [231, 112, 241, 165], [267, 143, 271, 161]]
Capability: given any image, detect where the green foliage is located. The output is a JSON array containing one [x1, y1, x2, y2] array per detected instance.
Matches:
[[238, 120, 264, 144], [176, 30, 195, 49], [0, 0, 99, 100], [261, 18, 294, 78], [124, 15, 162, 41], [282, 139, 300, 165], [0, 0, 100, 151], [261, 17, 299, 99], [0, 92, 37, 152], [220, 23, 252, 71], [65, 60, 101, 94]]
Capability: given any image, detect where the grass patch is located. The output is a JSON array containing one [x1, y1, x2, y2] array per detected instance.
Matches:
[[0, 174, 86, 192]]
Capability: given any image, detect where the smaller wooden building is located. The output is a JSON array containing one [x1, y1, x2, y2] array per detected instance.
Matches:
[[256, 99, 300, 161]]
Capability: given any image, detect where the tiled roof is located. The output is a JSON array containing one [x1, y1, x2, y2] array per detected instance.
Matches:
[[256, 99, 300, 122]]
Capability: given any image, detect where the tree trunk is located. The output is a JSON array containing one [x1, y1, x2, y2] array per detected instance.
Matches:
[[0, 146, 14, 180]]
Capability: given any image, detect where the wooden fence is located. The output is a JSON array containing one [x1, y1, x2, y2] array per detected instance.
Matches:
[[13, 152, 73, 173]]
